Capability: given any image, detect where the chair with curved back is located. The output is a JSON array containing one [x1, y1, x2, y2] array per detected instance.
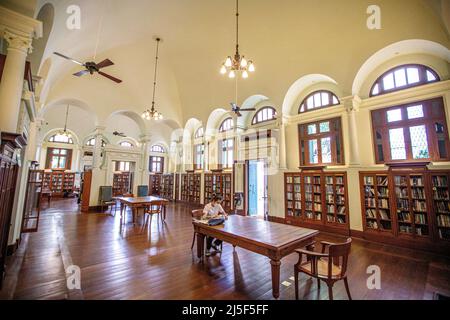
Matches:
[[141, 200, 165, 233], [294, 238, 352, 300]]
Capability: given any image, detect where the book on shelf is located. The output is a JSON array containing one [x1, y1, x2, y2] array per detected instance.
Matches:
[[414, 213, 427, 225], [327, 204, 335, 214], [432, 176, 448, 187], [398, 211, 411, 223], [437, 214, 450, 227], [377, 198, 389, 209], [412, 200, 427, 212], [364, 176, 374, 185], [294, 177, 301, 184], [367, 220, 379, 229], [335, 176, 344, 185], [379, 209, 390, 220], [366, 208, 377, 218], [337, 205, 346, 215], [377, 176, 388, 186], [410, 176, 424, 187]]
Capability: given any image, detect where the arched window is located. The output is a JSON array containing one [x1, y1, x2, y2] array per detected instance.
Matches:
[[219, 118, 233, 133], [151, 145, 165, 153], [85, 138, 106, 147], [119, 141, 133, 147], [195, 127, 204, 139], [48, 134, 73, 144], [370, 64, 439, 97], [299, 91, 340, 113], [252, 107, 277, 125]]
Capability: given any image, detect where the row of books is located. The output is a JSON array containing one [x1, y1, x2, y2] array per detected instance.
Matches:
[[364, 176, 388, 186], [432, 176, 448, 188], [365, 198, 389, 209], [435, 201, 450, 213], [437, 214, 450, 227], [433, 189, 449, 200]]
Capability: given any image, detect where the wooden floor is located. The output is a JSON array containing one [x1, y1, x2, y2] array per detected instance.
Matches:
[[2, 198, 450, 300]]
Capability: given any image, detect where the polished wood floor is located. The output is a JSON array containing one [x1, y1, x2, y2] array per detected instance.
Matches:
[[2, 198, 450, 300]]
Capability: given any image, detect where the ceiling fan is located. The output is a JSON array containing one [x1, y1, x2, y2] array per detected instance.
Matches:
[[113, 131, 126, 137], [230, 102, 256, 117], [53, 52, 123, 83]]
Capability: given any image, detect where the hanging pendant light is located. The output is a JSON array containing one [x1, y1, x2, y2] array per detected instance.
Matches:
[[59, 105, 72, 138], [220, 0, 255, 78], [142, 37, 164, 121]]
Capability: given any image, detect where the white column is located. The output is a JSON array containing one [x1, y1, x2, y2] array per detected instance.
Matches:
[[92, 126, 105, 169], [344, 96, 362, 166], [0, 31, 33, 133], [279, 120, 287, 169], [140, 136, 151, 184]]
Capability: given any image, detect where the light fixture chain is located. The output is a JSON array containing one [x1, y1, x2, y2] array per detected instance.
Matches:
[[151, 39, 160, 112]]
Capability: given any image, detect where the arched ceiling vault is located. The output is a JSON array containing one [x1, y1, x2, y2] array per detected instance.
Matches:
[[26, 0, 450, 132]]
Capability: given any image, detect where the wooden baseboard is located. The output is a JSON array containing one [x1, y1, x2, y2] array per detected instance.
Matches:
[[268, 216, 450, 256]]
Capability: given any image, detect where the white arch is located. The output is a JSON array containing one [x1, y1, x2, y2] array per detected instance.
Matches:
[[41, 98, 99, 125], [352, 39, 450, 96], [282, 74, 338, 116], [205, 108, 231, 137], [42, 128, 81, 146], [106, 110, 146, 135]]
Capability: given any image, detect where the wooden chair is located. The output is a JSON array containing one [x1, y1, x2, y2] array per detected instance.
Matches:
[[141, 200, 165, 233], [294, 238, 352, 300], [191, 209, 224, 254]]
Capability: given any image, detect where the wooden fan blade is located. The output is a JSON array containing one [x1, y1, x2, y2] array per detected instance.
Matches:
[[73, 70, 89, 77], [98, 71, 122, 83], [236, 111, 243, 117], [96, 59, 114, 69], [239, 108, 257, 111], [54, 52, 85, 66]]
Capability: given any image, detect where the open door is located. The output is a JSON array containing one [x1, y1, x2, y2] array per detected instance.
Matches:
[[21, 164, 43, 233], [247, 160, 268, 218]]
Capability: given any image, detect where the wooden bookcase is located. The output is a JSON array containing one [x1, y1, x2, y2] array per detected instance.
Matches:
[[181, 172, 201, 204], [359, 168, 450, 252], [430, 172, 450, 241], [284, 171, 349, 234], [175, 173, 180, 201], [113, 172, 131, 196], [41, 171, 75, 197], [149, 174, 162, 195], [204, 172, 233, 212], [160, 173, 174, 200]]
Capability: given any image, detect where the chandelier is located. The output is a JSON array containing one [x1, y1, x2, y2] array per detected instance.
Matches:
[[220, 0, 255, 79], [142, 37, 163, 120], [59, 104, 71, 138]]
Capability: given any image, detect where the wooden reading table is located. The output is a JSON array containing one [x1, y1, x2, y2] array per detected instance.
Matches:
[[193, 215, 318, 299]]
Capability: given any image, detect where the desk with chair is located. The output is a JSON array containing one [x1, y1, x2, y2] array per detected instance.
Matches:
[[193, 215, 318, 299], [115, 196, 169, 230]]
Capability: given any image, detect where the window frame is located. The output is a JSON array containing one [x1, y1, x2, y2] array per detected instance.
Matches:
[[370, 64, 440, 97], [371, 97, 450, 164], [298, 90, 340, 114], [119, 141, 134, 147], [115, 161, 131, 172], [298, 117, 345, 167], [195, 127, 204, 139], [45, 147, 73, 170], [194, 143, 205, 170], [149, 156, 164, 173], [219, 138, 234, 169], [252, 107, 277, 125], [48, 134, 74, 144], [150, 145, 165, 153], [219, 118, 234, 133]]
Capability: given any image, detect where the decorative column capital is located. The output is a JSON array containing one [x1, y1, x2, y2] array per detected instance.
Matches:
[[342, 95, 362, 113], [3, 29, 33, 54]]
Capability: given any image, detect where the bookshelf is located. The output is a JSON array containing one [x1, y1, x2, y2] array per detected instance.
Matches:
[[149, 174, 162, 195], [113, 172, 132, 196], [51, 171, 64, 196], [63, 173, 75, 193], [175, 173, 180, 201], [393, 171, 429, 238], [325, 173, 348, 226], [359, 168, 450, 253], [180, 172, 201, 204], [203, 172, 233, 211], [284, 171, 349, 234], [431, 172, 450, 241], [160, 174, 174, 200], [43, 172, 51, 191], [360, 172, 393, 234]]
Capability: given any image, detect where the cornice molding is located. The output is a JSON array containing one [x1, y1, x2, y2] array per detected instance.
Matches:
[[0, 6, 42, 39]]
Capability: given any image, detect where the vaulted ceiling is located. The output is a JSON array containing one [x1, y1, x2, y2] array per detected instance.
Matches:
[[4, 0, 450, 138]]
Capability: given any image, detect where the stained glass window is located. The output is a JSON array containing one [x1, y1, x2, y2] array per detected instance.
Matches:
[[409, 125, 429, 159], [389, 128, 406, 160]]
